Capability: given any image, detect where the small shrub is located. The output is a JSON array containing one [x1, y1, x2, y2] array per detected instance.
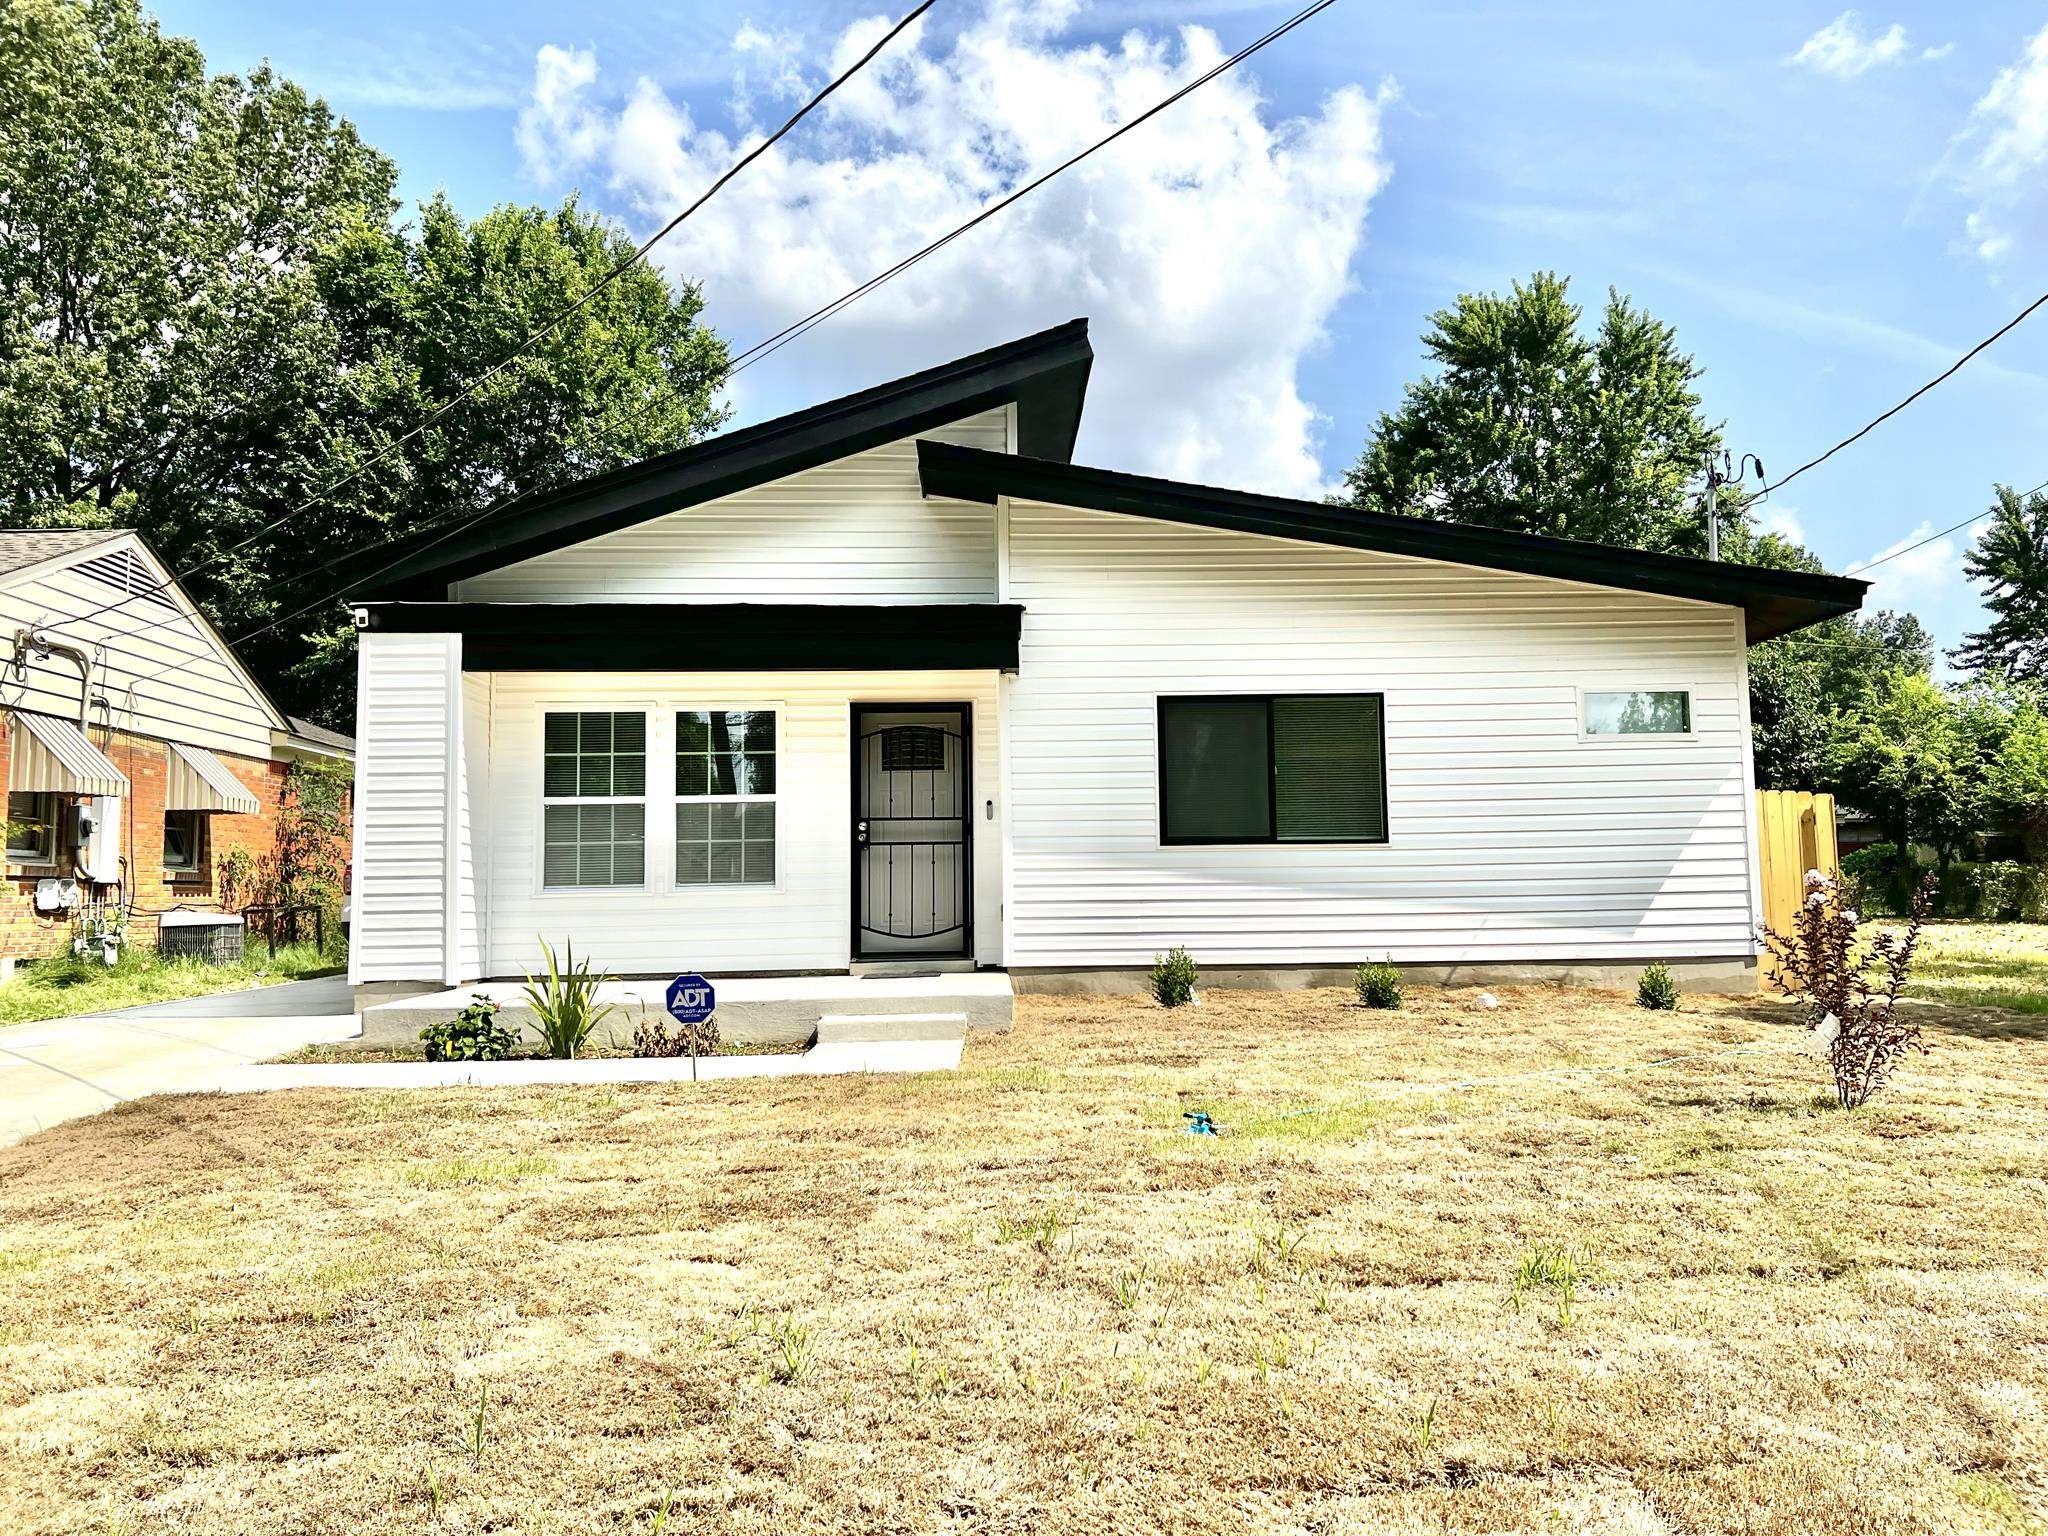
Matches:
[[521, 938, 615, 1059], [1758, 869, 1933, 1109], [1839, 842, 1919, 917], [634, 1011, 719, 1058], [1149, 946, 1198, 1008], [1635, 962, 1678, 1011], [1354, 960, 1402, 1009], [421, 995, 515, 1063]]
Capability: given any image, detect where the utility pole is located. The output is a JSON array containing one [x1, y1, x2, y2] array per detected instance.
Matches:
[[1701, 449, 1766, 562]]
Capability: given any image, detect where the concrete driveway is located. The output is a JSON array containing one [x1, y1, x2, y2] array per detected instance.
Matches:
[[0, 977, 360, 1149]]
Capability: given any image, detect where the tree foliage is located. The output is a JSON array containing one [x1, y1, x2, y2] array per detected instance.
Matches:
[[1749, 609, 1933, 790], [1342, 271, 1730, 553], [0, 0, 730, 725], [1954, 483, 2048, 680]]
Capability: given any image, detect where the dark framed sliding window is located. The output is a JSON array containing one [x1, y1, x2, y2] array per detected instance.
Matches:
[[1158, 693, 1387, 845]]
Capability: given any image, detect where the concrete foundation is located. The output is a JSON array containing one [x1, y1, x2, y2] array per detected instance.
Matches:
[[1010, 957, 1759, 997], [355, 972, 1013, 1051]]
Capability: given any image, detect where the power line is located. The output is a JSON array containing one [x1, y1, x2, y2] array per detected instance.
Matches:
[[103, 0, 1343, 706], [52, 0, 939, 638], [1846, 473, 2048, 577], [720, 0, 1340, 380], [1759, 289, 2048, 501]]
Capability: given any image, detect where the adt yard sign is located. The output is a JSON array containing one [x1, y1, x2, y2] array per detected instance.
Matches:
[[666, 973, 716, 1025]]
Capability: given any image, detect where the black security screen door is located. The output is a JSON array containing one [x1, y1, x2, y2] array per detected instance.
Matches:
[[852, 704, 971, 958]]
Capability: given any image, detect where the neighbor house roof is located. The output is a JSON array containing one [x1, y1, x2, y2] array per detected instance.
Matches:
[[358, 319, 1096, 598], [0, 528, 126, 579], [285, 716, 357, 753], [915, 442, 1867, 642]]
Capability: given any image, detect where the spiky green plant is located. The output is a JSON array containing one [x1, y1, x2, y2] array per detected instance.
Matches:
[[521, 938, 615, 1059]]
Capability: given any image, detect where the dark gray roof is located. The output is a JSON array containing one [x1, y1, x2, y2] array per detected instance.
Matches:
[[0, 528, 127, 579], [286, 716, 356, 752]]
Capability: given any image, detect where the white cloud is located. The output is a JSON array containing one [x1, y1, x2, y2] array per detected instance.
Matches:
[[1922, 42, 1955, 62], [1956, 24, 2048, 265], [1789, 12, 1918, 77], [1847, 520, 1962, 615], [1758, 506, 1807, 545], [515, 2, 1391, 497]]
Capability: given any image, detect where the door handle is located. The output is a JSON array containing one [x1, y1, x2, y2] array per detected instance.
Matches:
[[855, 820, 869, 846]]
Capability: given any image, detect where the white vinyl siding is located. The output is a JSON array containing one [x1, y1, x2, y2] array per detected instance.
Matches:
[[453, 411, 1008, 603], [477, 671, 1002, 977], [350, 631, 466, 985], [1002, 500, 1757, 969], [0, 535, 281, 758]]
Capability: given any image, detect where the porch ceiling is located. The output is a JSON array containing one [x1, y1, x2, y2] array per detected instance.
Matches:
[[356, 601, 1025, 672]]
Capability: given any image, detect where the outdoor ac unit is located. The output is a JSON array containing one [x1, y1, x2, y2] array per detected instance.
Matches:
[[71, 795, 121, 886]]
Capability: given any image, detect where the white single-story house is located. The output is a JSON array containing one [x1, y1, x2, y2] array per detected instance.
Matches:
[[346, 320, 1865, 1018]]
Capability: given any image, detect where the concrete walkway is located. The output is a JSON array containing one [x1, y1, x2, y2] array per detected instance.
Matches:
[[0, 979, 360, 1149]]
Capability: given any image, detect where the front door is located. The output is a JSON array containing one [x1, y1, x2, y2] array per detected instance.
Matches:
[[852, 704, 971, 958]]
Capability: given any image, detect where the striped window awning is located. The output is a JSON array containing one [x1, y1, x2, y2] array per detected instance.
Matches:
[[167, 744, 260, 815], [7, 712, 129, 798]]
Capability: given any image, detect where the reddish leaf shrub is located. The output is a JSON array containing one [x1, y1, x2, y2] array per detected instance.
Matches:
[[634, 1012, 719, 1059], [1758, 869, 1933, 1109]]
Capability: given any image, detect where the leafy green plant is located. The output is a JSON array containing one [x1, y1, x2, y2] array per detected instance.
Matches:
[[768, 1314, 815, 1383], [1635, 962, 1678, 1011], [420, 996, 515, 1063], [1509, 1244, 1587, 1325], [1354, 959, 1402, 1009], [521, 939, 615, 1059], [1149, 946, 1198, 1008]]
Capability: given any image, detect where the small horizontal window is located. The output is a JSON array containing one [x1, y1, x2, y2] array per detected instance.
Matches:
[[1583, 690, 1691, 736], [1159, 694, 1387, 845]]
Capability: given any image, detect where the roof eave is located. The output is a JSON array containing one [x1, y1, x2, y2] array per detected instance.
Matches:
[[916, 441, 1867, 643]]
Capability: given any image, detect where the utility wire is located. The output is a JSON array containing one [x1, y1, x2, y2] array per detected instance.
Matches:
[[1759, 288, 2048, 501], [102, 0, 1343, 706], [719, 0, 1340, 379], [52, 0, 939, 638], [1844, 472, 2048, 577]]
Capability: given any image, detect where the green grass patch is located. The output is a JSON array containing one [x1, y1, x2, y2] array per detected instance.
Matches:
[[402, 1155, 552, 1188], [1228, 1099, 1394, 1142], [1911, 923, 2048, 1012], [0, 942, 340, 1026]]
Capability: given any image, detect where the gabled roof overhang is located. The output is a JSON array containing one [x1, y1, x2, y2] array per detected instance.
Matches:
[[359, 320, 1094, 599], [360, 602, 1026, 672], [916, 442, 1867, 642]]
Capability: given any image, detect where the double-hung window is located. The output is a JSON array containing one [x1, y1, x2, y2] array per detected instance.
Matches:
[[542, 711, 647, 889], [5, 791, 57, 865], [162, 809, 206, 877], [675, 710, 776, 885], [1158, 694, 1388, 845]]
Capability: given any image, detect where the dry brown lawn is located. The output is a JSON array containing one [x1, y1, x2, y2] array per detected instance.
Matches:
[[3, 985, 2047, 1535]]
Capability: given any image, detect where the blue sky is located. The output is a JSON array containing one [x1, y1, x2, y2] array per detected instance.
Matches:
[[157, 0, 2048, 658]]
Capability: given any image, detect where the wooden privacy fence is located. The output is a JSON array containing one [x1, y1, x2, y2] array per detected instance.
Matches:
[[1754, 789, 1840, 993]]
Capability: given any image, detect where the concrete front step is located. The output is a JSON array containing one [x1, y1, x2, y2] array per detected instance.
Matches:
[[816, 1012, 967, 1044], [359, 971, 1010, 1050]]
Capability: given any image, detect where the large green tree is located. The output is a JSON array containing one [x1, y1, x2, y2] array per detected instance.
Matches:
[[0, 0, 729, 725], [1342, 271, 1730, 553], [1953, 483, 2048, 680]]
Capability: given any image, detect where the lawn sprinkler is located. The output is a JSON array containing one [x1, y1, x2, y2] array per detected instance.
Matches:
[[1183, 1110, 1218, 1136]]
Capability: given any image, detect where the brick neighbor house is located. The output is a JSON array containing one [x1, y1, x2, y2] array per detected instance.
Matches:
[[0, 530, 352, 962]]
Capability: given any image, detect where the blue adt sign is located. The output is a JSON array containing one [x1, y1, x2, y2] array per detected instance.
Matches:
[[665, 973, 716, 1025]]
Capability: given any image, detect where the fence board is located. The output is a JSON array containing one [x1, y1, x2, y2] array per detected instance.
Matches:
[[1755, 789, 1838, 992]]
